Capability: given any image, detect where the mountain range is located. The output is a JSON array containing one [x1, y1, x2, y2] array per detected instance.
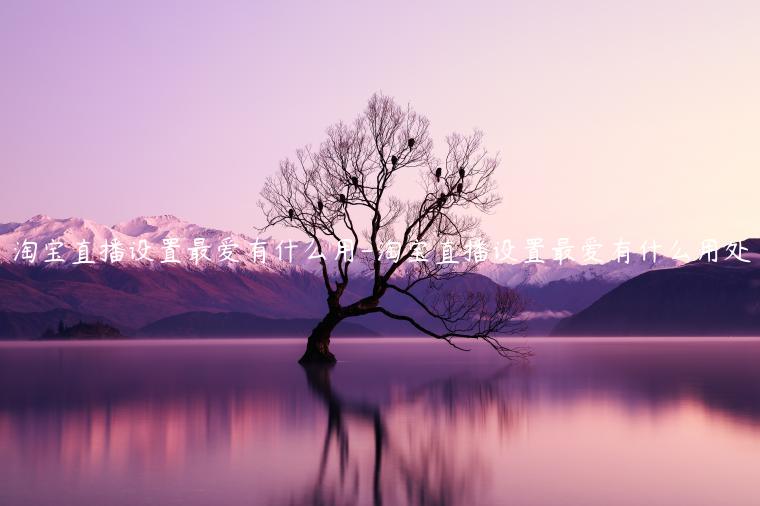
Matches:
[[0, 215, 681, 338], [0, 215, 677, 284]]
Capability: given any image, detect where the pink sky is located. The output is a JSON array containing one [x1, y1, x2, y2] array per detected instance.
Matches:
[[2, 1, 759, 259]]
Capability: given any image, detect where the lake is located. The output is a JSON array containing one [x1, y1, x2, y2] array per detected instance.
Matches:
[[1, 337, 759, 505]]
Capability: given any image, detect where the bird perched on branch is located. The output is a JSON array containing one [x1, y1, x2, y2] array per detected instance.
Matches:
[[459, 167, 465, 179], [408, 138, 415, 150], [288, 208, 294, 220], [435, 167, 442, 181], [391, 155, 398, 167], [339, 194, 346, 204], [317, 200, 324, 213], [351, 176, 359, 188], [457, 182, 463, 194]]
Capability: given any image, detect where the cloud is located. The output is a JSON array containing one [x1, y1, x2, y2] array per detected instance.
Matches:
[[519, 310, 572, 321]]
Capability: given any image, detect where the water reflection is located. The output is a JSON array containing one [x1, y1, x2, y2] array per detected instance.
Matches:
[[0, 339, 759, 506], [294, 364, 517, 506]]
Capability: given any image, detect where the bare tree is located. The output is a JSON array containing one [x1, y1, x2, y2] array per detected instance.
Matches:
[[259, 93, 525, 363]]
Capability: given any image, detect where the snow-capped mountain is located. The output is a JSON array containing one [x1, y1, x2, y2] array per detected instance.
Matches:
[[0, 215, 678, 286], [0, 215, 687, 338], [0, 214, 298, 272], [476, 254, 680, 288]]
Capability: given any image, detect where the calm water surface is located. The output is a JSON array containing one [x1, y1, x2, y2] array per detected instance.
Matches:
[[1, 337, 760, 506]]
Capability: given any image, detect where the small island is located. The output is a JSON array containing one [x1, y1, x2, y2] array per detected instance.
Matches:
[[41, 320, 123, 340]]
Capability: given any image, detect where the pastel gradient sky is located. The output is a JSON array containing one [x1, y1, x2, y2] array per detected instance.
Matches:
[[2, 1, 759, 258]]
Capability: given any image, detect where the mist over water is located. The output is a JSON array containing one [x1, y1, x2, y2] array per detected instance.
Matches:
[[1, 338, 759, 506]]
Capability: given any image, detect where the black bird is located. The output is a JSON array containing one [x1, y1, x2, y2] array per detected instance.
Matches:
[[408, 138, 415, 149], [439, 192, 447, 204], [391, 155, 398, 166], [459, 167, 465, 179], [351, 176, 359, 188], [339, 193, 346, 204], [435, 167, 442, 181], [457, 182, 463, 194], [317, 200, 324, 213], [288, 208, 294, 220]]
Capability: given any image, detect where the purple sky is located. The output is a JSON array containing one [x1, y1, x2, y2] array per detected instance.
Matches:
[[2, 1, 759, 258]]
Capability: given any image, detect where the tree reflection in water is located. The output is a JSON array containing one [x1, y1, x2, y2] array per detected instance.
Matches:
[[287, 364, 521, 506]]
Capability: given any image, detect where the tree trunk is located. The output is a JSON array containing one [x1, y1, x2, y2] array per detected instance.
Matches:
[[299, 312, 341, 364]]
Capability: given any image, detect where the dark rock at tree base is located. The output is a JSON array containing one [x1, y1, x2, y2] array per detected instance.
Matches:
[[298, 344, 337, 365], [42, 321, 123, 340]]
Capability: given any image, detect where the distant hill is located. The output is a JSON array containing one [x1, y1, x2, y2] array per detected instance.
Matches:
[[138, 311, 378, 337], [0, 262, 332, 330], [0, 261, 520, 338], [553, 239, 760, 336]]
